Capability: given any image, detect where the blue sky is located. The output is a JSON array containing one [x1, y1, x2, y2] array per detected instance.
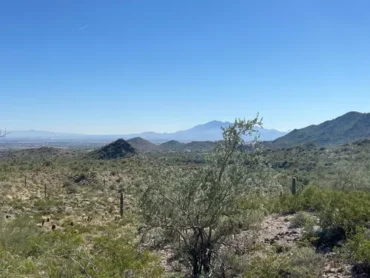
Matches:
[[1, 0, 370, 134]]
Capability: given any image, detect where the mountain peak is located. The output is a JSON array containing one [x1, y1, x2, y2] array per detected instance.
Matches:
[[273, 111, 370, 147], [127, 137, 159, 152], [344, 111, 362, 115], [91, 139, 136, 159], [206, 120, 228, 125], [192, 120, 231, 130]]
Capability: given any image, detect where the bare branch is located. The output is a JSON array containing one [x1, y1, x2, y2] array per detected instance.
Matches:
[[0, 129, 10, 137]]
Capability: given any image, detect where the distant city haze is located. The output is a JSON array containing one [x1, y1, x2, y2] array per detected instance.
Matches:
[[1, 1, 370, 133]]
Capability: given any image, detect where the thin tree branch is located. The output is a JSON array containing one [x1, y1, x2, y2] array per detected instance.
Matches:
[[0, 129, 10, 137]]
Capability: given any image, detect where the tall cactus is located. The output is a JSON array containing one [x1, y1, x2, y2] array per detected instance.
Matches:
[[292, 177, 297, 195], [120, 191, 124, 218]]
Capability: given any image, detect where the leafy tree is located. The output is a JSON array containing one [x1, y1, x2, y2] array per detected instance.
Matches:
[[138, 116, 273, 277]]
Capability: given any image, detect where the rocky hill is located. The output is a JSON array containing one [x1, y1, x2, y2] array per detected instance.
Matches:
[[159, 140, 185, 152], [158, 140, 216, 152], [183, 141, 216, 152], [127, 137, 159, 152], [272, 112, 370, 147], [90, 139, 136, 159]]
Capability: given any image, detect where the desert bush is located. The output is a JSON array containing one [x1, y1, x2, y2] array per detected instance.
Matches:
[[345, 226, 370, 265], [290, 211, 309, 228], [276, 184, 370, 254], [91, 232, 163, 277], [63, 181, 78, 194], [0, 216, 44, 257], [33, 199, 58, 213], [73, 173, 88, 183], [43, 160, 53, 167], [289, 211, 317, 231], [316, 190, 370, 234], [0, 216, 163, 277], [244, 247, 324, 278]]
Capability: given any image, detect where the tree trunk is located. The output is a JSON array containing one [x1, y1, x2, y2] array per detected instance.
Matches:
[[192, 258, 202, 278], [191, 230, 212, 278]]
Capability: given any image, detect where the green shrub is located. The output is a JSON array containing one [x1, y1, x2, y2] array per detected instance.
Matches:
[[346, 226, 370, 265], [33, 199, 58, 213], [63, 181, 78, 194], [0, 216, 44, 257], [91, 234, 164, 277], [0, 216, 163, 277], [290, 211, 312, 228], [278, 185, 370, 235], [244, 247, 323, 278]]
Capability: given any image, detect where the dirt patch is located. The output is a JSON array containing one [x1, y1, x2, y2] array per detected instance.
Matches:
[[322, 253, 352, 278], [258, 214, 302, 246], [259, 213, 352, 278]]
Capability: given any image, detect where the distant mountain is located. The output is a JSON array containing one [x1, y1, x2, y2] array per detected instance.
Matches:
[[90, 139, 136, 159], [273, 112, 370, 147], [159, 140, 216, 152], [3, 121, 287, 143], [124, 121, 287, 142], [127, 137, 159, 152]]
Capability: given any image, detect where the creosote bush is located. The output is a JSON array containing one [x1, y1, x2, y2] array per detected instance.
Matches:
[[278, 185, 370, 235], [345, 226, 370, 267], [289, 211, 315, 229], [244, 247, 324, 278]]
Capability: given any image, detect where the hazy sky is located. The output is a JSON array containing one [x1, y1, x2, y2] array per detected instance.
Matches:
[[1, 0, 370, 134]]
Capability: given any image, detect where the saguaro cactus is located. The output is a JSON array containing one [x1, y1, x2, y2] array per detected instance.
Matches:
[[44, 184, 47, 199], [120, 191, 124, 218], [292, 177, 297, 195]]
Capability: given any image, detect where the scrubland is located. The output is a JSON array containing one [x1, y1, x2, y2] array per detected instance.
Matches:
[[1, 119, 370, 277]]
